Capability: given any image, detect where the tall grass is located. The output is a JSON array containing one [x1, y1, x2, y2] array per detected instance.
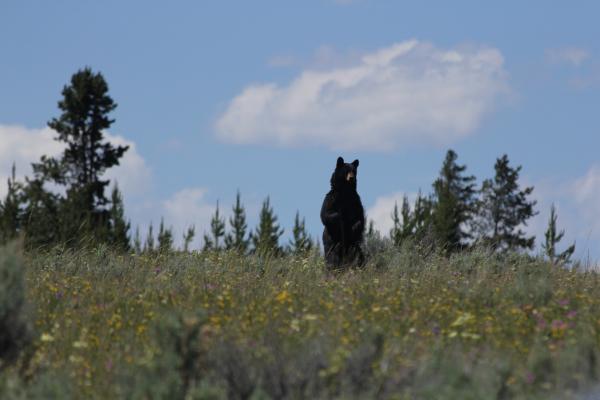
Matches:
[[1, 242, 600, 399]]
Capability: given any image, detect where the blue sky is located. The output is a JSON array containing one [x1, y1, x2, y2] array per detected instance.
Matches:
[[1, 1, 599, 259]]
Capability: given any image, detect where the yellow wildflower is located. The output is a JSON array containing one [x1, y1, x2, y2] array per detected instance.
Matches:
[[276, 290, 290, 303], [40, 333, 54, 342]]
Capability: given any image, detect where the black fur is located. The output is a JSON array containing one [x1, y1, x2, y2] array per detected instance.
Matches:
[[321, 157, 365, 269]]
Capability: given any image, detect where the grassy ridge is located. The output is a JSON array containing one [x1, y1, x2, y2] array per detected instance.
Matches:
[[2, 244, 600, 399]]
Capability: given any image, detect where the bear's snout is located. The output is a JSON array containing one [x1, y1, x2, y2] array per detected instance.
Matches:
[[346, 172, 355, 181]]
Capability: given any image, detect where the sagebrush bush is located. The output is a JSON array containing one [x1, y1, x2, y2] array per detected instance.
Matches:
[[0, 242, 31, 370]]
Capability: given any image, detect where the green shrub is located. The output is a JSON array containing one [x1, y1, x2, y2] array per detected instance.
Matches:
[[0, 242, 31, 370]]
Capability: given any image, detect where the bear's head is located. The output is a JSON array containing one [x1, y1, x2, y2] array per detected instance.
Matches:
[[330, 156, 359, 191]]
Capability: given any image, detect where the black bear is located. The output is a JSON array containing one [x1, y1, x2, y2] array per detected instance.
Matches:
[[321, 156, 365, 269]]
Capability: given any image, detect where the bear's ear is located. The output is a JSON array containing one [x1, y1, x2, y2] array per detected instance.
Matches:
[[352, 159, 359, 168], [337, 157, 345, 168]]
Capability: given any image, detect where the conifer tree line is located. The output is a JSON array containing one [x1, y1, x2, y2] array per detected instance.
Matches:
[[122, 193, 313, 256], [386, 149, 575, 263], [0, 68, 576, 262], [0, 68, 316, 255]]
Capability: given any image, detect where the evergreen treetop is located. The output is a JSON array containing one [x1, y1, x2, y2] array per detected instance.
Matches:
[[476, 154, 537, 252], [17, 68, 130, 249], [289, 211, 312, 255], [224, 191, 249, 253], [543, 204, 575, 265], [133, 226, 142, 254], [390, 196, 417, 247], [413, 191, 434, 241], [39, 67, 128, 210], [108, 185, 130, 251], [157, 218, 173, 254], [0, 164, 23, 243], [183, 226, 196, 252], [432, 149, 477, 252], [21, 176, 60, 248], [251, 197, 284, 255], [144, 223, 155, 253], [203, 201, 225, 251]]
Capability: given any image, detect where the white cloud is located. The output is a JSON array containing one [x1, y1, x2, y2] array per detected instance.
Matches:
[[162, 187, 220, 245], [574, 165, 600, 202], [0, 125, 63, 196], [546, 47, 590, 67], [366, 191, 416, 236], [573, 165, 600, 233], [522, 167, 600, 264], [216, 40, 507, 151], [103, 133, 152, 198], [0, 124, 151, 201]]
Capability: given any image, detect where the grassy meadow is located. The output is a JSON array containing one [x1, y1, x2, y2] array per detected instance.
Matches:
[[2, 241, 600, 399]]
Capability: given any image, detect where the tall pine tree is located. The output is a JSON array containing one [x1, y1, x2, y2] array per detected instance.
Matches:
[[543, 204, 575, 265], [21, 176, 60, 248], [144, 223, 155, 253], [157, 218, 173, 254], [133, 226, 142, 254], [476, 154, 537, 252], [390, 202, 402, 246], [224, 191, 249, 253], [431, 150, 476, 253], [390, 196, 414, 247], [251, 197, 283, 255], [413, 191, 434, 242], [108, 185, 130, 251], [30, 67, 128, 246], [289, 211, 312, 255], [182, 226, 196, 252], [203, 201, 225, 251], [0, 164, 23, 244]]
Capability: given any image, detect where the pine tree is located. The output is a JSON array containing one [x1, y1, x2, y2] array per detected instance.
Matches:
[[157, 218, 173, 254], [203, 202, 225, 251], [251, 197, 284, 255], [224, 191, 249, 253], [31, 67, 128, 245], [431, 150, 477, 253], [364, 218, 386, 258], [390, 202, 402, 247], [476, 154, 537, 252], [183, 226, 195, 252], [144, 223, 155, 253], [21, 177, 60, 249], [543, 204, 575, 265], [0, 164, 23, 244], [108, 185, 130, 251], [289, 211, 312, 255], [400, 195, 414, 238], [133, 226, 142, 254], [390, 196, 414, 247], [413, 191, 434, 241], [365, 219, 377, 241]]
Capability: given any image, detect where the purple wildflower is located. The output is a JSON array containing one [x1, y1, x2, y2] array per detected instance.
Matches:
[[557, 298, 570, 307], [525, 371, 535, 384]]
